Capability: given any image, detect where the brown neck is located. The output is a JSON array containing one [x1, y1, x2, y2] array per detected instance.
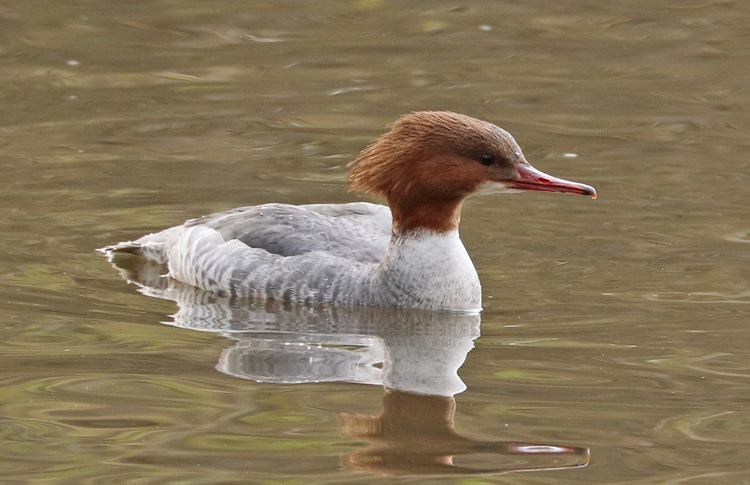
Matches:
[[390, 196, 463, 234]]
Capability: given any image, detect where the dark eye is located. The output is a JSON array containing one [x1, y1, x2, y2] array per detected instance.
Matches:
[[479, 154, 494, 166]]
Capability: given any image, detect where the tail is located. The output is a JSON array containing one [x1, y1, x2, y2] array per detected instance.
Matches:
[[97, 240, 142, 255], [97, 225, 187, 264]]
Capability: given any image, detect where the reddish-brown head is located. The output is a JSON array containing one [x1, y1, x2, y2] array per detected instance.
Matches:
[[348, 111, 595, 233]]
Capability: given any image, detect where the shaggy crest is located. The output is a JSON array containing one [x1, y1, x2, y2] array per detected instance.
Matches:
[[347, 111, 518, 200]]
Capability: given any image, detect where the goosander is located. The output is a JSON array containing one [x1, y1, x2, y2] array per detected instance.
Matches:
[[100, 111, 596, 312]]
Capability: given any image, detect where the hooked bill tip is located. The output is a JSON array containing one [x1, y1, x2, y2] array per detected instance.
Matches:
[[582, 186, 597, 199]]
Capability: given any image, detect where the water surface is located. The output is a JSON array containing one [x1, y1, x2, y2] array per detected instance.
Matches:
[[1, 0, 749, 482]]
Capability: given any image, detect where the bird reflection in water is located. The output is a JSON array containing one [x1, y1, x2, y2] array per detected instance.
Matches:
[[109, 255, 590, 476]]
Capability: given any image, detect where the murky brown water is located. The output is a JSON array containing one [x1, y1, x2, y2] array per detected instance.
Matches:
[[2, 0, 749, 482]]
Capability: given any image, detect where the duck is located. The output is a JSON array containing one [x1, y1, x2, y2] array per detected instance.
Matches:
[[100, 111, 596, 313]]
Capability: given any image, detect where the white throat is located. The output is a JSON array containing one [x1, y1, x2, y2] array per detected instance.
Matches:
[[472, 180, 523, 197]]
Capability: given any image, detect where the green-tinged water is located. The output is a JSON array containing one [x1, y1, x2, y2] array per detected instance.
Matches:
[[1, 1, 749, 482]]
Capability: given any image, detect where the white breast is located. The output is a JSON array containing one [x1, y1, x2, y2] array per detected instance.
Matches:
[[376, 230, 482, 313]]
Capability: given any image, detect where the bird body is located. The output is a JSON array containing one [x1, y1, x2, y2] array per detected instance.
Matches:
[[101, 111, 596, 312]]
